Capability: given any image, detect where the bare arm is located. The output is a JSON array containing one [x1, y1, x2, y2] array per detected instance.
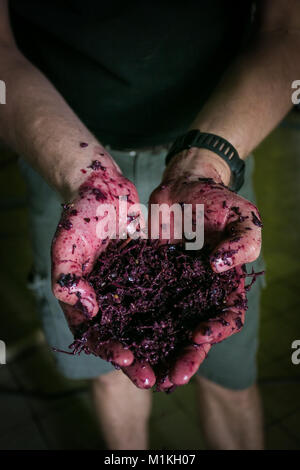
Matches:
[[0, 0, 118, 201], [158, 0, 300, 385], [0, 1, 157, 387], [166, 0, 300, 185]]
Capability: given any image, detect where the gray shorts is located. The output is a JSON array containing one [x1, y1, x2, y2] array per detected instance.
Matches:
[[19, 148, 265, 389]]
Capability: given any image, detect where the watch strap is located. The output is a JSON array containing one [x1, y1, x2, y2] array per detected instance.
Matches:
[[165, 130, 245, 192]]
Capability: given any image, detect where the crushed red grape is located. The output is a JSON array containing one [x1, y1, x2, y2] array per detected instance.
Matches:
[[68, 239, 257, 389]]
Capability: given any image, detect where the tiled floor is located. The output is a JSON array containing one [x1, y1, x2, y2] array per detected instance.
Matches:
[[0, 110, 300, 450]]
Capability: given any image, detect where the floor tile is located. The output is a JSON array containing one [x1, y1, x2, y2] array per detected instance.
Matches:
[[38, 393, 105, 450], [265, 423, 299, 450], [0, 421, 47, 450], [150, 408, 204, 450], [280, 409, 300, 443], [260, 382, 300, 425]]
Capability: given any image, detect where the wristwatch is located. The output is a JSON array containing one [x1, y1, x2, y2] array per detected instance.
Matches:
[[165, 129, 245, 192]]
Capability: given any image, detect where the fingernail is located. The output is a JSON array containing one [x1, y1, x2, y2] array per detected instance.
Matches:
[[76, 297, 95, 318], [214, 257, 233, 272], [235, 317, 243, 330]]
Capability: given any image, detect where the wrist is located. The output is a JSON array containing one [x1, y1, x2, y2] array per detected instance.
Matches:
[[163, 147, 231, 186], [58, 145, 122, 202]]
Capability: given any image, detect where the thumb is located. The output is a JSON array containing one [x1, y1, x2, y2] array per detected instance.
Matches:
[[51, 230, 101, 318], [210, 214, 262, 273], [52, 268, 98, 318]]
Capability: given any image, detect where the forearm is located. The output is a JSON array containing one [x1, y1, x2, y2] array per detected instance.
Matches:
[[0, 45, 118, 200], [166, 30, 299, 187], [192, 31, 297, 159]]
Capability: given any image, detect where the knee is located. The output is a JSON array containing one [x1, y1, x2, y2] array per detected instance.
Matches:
[[92, 370, 124, 389], [225, 385, 258, 410], [196, 375, 258, 409]]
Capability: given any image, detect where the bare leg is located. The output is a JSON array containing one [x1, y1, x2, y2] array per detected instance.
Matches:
[[195, 375, 264, 450], [91, 369, 152, 450]]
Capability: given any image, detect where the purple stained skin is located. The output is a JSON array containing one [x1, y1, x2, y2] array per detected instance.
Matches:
[[235, 316, 243, 330], [127, 214, 138, 223], [211, 248, 238, 266], [198, 177, 215, 183], [68, 239, 256, 390], [230, 236, 241, 243], [58, 219, 73, 230], [91, 188, 107, 201], [231, 206, 241, 216], [88, 160, 106, 171], [57, 273, 79, 288], [251, 211, 263, 228], [56, 204, 76, 232], [201, 326, 212, 336], [230, 206, 249, 223], [52, 171, 263, 390], [74, 298, 90, 319], [219, 318, 230, 327]]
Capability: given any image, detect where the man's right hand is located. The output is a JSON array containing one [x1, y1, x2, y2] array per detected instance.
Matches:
[[51, 153, 156, 389]]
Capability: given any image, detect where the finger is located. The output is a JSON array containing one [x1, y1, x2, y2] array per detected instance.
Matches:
[[193, 269, 246, 344], [60, 302, 134, 366], [60, 301, 91, 329], [155, 376, 175, 392], [89, 340, 134, 367], [148, 186, 182, 243], [193, 308, 245, 345], [53, 270, 99, 318], [51, 217, 101, 316], [125, 201, 147, 240], [210, 204, 262, 273], [170, 343, 211, 386], [122, 361, 156, 389]]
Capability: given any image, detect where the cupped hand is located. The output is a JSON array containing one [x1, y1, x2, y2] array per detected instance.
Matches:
[[51, 154, 155, 389], [149, 150, 262, 388]]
